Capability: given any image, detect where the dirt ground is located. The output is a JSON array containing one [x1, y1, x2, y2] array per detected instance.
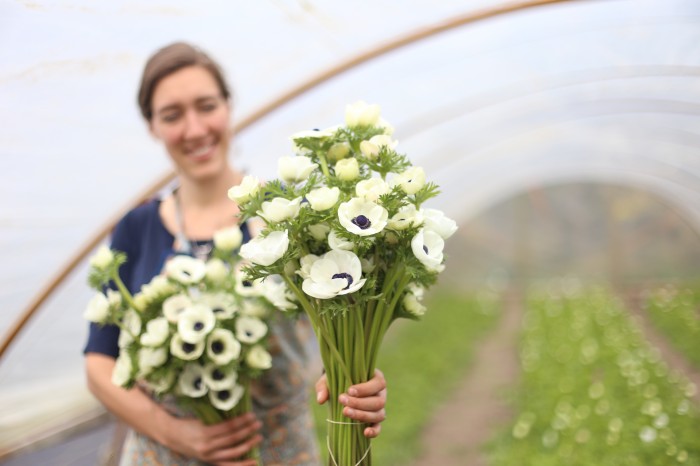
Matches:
[[409, 293, 523, 466]]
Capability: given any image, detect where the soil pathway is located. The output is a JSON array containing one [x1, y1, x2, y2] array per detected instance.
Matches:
[[409, 292, 523, 466]]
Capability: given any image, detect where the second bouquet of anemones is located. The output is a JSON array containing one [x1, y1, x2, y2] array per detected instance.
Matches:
[[84, 227, 284, 465]]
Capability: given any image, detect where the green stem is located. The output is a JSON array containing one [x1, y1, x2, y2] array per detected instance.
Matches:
[[371, 271, 411, 370], [318, 153, 331, 180], [366, 264, 402, 366], [111, 272, 139, 311], [282, 275, 353, 382]]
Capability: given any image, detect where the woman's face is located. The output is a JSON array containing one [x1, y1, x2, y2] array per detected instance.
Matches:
[[149, 66, 231, 182]]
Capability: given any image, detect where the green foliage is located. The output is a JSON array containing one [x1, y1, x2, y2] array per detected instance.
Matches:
[[488, 288, 700, 466], [311, 288, 502, 465], [644, 285, 700, 368]]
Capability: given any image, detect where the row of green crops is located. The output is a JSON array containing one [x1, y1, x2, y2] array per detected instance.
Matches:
[[488, 288, 700, 466], [312, 288, 502, 466], [643, 285, 700, 368]]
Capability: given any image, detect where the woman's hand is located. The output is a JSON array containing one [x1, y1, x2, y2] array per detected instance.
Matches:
[[315, 368, 387, 438], [159, 411, 263, 466], [86, 353, 262, 465]]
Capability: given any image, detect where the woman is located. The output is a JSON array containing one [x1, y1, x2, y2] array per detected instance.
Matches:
[[84, 42, 387, 466]]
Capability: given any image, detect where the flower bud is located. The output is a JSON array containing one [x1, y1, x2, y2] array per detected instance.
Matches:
[[213, 226, 243, 251], [345, 101, 381, 127], [228, 175, 260, 204], [90, 245, 114, 270], [335, 158, 360, 181]]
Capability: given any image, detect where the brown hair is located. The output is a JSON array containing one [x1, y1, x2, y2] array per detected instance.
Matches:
[[137, 42, 231, 121]]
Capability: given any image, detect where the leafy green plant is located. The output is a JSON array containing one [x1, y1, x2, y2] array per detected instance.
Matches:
[[489, 288, 700, 466], [644, 285, 700, 368]]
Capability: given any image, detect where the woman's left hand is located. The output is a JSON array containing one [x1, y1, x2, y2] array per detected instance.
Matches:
[[315, 368, 387, 438]]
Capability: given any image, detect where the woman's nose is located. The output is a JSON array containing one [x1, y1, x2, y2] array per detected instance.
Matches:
[[183, 110, 207, 139]]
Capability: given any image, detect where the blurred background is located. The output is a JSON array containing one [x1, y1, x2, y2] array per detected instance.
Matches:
[[1, 0, 699, 464]]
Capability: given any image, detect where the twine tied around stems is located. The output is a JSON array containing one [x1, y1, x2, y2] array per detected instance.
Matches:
[[325, 419, 371, 466]]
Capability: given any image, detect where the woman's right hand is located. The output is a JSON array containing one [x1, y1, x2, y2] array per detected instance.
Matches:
[[159, 411, 263, 466]]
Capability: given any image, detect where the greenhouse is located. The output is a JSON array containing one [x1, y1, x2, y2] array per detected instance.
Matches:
[[1, 0, 699, 464]]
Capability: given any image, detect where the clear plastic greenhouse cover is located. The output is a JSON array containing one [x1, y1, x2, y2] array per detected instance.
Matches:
[[0, 0, 698, 453]]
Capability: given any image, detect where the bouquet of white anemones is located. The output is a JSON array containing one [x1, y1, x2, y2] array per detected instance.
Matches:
[[84, 227, 286, 465], [228, 101, 458, 466]]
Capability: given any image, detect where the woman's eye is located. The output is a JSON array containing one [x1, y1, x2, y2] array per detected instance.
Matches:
[[161, 112, 181, 123], [199, 100, 220, 113]]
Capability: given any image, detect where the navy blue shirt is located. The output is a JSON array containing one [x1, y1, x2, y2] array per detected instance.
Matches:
[[83, 198, 250, 358]]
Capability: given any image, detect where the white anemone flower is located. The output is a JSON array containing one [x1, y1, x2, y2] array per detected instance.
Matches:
[[338, 198, 388, 236], [290, 128, 332, 140], [178, 363, 208, 397], [106, 289, 122, 308], [403, 292, 427, 317], [259, 197, 302, 223], [233, 263, 265, 297], [360, 135, 398, 160], [411, 229, 445, 273], [361, 257, 376, 274], [235, 277, 265, 297], [392, 166, 426, 195], [165, 255, 207, 285], [328, 230, 354, 251], [345, 101, 381, 127], [235, 316, 268, 344], [137, 347, 168, 376], [205, 258, 228, 284], [302, 249, 367, 299], [356, 178, 390, 202], [327, 142, 351, 161], [177, 304, 216, 344], [240, 230, 289, 266], [213, 226, 243, 252], [162, 294, 193, 323], [227, 175, 260, 204], [84, 292, 110, 323], [148, 275, 175, 295], [278, 155, 317, 184], [290, 126, 339, 153], [139, 275, 177, 304], [246, 345, 273, 370], [118, 310, 142, 348], [378, 117, 395, 135], [263, 275, 297, 311], [170, 333, 205, 360], [306, 187, 340, 211], [408, 283, 425, 300], [140, 317, 170, 347], [209, 385, 245, 411], [422, 208, 458, 239], [112, 354, 133, 387], [202, 363, 237, 390], [297, 254, 320, 279], [334, 158, 360, 181], [240, 300, 270, 318], [308, 223, 331, 241], [133, 293, 148, 313], [199, 292, 238, 320], [89, 245, 114, 270], [387, 205, 424, 231], [206, 328, 242, 365]]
